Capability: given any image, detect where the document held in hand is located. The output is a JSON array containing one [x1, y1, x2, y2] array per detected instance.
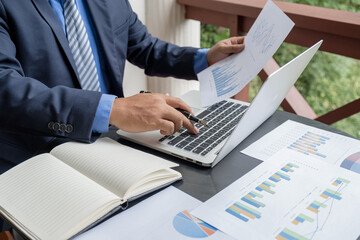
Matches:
[[198, 0, 295, 107], [0, 138, 181, 240]]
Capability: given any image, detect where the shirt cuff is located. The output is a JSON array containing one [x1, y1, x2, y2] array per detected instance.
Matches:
[[92, 94, 117, 133], [193, 48, 210, 74]]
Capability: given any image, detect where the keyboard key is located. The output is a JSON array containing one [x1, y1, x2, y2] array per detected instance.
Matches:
[[198, 136, 207, 141], [175, 142, 188, 149], [192, 147, 205, 154], [213, 125, 222, 130], [186, 135, 197, 141], [180, 132, 191, 137], [184, 145, 195, 151], [223, 102, 234, 108], [205, 147, 213, 152], [207, 130, 217, 135], [200, 143, 210, 148], [209, 136, 218, 141], [198, 127, 207, 133], [187, 142, 198, 148], [192, 140, 203, 146], [211, 143, 218, 148], [167, 137, 183, 146], [196, 110, 211, 119], [208, 101, 225, 111], [201, 151, 209, 156], [214, 133, 222, 138], [224, 126, 231, 131], [204, 139, 214, 145], [158, 136, 168, 142], [239, 106, 248, 111], [218, 130, 226, 135], [167, 135, 175, 140], [202, 133, 212, 138]]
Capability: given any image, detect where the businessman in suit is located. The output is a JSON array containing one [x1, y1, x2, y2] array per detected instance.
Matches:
[[0, 0, 245, 231], [0, 0, 245, 172]]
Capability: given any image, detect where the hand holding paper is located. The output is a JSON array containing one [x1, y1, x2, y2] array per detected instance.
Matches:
[[207, 36, 245, 66], [198, 0, 295, 107]]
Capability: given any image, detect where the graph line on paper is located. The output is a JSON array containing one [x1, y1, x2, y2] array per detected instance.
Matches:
[[276, 177, 350, 240], [251, 19, 276, 54]]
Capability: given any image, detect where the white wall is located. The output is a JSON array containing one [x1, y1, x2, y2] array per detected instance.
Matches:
[[122, 0, 147, 97], [123, 0, 200, 97]]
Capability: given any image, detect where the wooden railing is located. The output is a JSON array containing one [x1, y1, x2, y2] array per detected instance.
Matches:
[[178, 0, 360, 125], [0, 231, 13, 240]]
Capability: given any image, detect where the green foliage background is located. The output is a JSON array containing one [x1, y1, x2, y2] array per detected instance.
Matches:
[[200, 0, 360, 139]]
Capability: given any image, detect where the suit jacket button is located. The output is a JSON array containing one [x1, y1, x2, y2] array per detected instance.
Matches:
[[52, 122, 60, 131], [48, 121, 54, 130], [65, 124, 73, 133], [59, 123, 66, 133]]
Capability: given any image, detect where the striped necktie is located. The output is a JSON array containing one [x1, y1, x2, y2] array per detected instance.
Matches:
[[64, 0, 100, 91]]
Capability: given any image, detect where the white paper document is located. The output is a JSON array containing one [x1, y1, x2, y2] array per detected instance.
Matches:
[[191, 149, 360, 240], [75, 186, 233, 240], [241, 120, 360, 174], [198, 0, 294, 107]]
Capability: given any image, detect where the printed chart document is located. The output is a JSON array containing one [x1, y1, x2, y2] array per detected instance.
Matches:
[[241, 120, 360, 174], [198, 0, 294, 107], [191, 149, 360, 240], [75, 186, 233, 240]]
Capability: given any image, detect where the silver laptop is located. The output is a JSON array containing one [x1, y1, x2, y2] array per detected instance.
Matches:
[[117, 41, 322, 167]]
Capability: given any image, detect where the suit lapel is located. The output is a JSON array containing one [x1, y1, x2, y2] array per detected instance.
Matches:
[[30, 0, 80, 81]]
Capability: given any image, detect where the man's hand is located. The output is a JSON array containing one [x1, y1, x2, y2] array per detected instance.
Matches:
[[109, 93, 199, 135], [207, 36, 245, 66]]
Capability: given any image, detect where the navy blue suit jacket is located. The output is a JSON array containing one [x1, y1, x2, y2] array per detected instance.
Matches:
[[0, 0, 198, 168]]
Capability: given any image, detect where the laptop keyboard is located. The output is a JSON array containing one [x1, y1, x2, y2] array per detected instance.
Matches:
[[158, 100, 248, 156]]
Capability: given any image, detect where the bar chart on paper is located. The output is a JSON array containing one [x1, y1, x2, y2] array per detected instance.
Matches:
[[241, 120, 360, 171], [191, 149, 360, 240], [225, 161, 297, 223], [211, 64, 242, 97], [287, 131, 329, 158]]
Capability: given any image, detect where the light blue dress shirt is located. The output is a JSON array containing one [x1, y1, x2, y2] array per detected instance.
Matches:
[[49, 0, 209, 133]]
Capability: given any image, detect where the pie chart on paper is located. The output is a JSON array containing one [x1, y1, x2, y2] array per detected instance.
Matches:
[[172, 210, 217, 238], [340, 152, 360, 174]]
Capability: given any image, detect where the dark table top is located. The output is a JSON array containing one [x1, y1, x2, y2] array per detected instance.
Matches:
[[105, 110, 356, 203], [8, 109, 359, 240]]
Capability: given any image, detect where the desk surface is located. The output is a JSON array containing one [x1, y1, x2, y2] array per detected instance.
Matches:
[[105, 110, 356, 204], [6, 109, 359, 240]]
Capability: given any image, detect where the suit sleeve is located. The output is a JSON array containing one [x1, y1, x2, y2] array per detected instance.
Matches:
[[124, 1, 199, 80], [0, 3, 102, 142]]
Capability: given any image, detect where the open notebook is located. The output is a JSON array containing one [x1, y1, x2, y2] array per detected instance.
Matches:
[[0, 137, 181, 240]]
